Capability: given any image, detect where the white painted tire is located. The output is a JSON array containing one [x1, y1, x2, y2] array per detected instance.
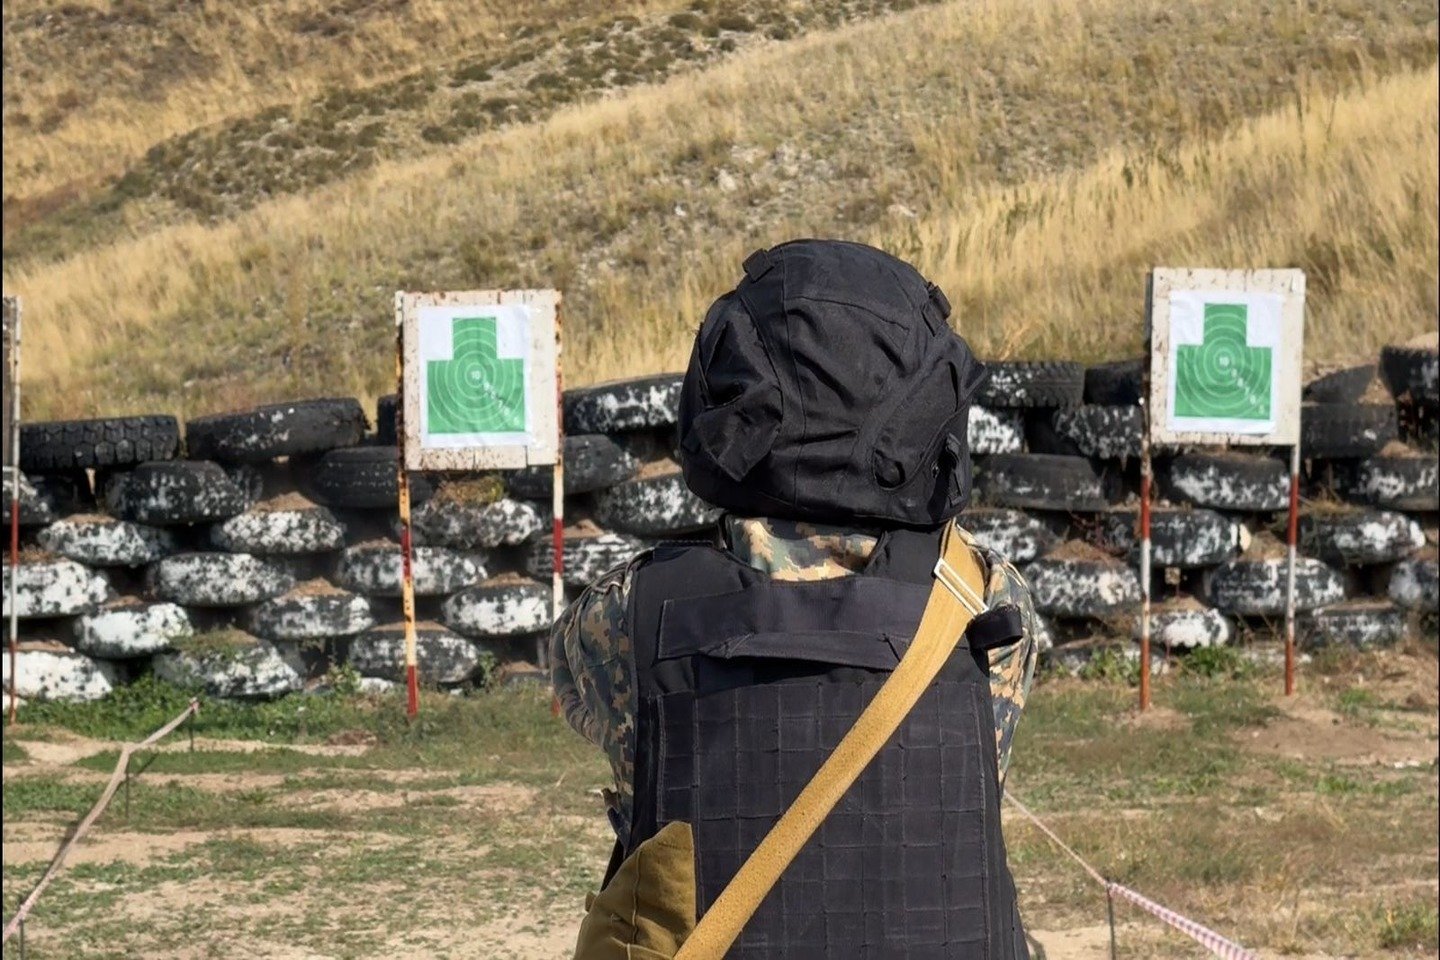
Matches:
[[1302, 602, 1407, 650], [1131, 605, 1234, 649], [333, 543, 485, 597], [961, 509, 1057, 564], [39, 516, 177, 567], [525, 532, 645, 588], [1299, 510, 1425, 566], [591, 468, 720, 536], [411, 497, 543, 549], [149, 553, 295, 607], [564, 374, 683, 434], [73, 602, 192, 658], [1164, 453, 1288, 511], [154, 636, 304, 699], [246, 590, 374, 641], [210, 505, 346, 555], [347, 624, 483, 684], [1389, 557, 1439, 612], [442, 578, 552, 638], [1023, 557, 1141, 618], [2, 646, 119, 701], [1096, 509, 1244, 569], [2, 559, 110, 619], [967, 407, 1025, 456], [1207, 558, 1345, 616]]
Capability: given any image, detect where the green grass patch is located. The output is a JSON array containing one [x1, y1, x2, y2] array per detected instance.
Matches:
[[74, 748, 368, 776], [3, 737, 29, 763], [1378, 900, 1440, 950]]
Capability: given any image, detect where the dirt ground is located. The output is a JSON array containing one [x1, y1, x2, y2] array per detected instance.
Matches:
[[3, 650, 1437, 959]]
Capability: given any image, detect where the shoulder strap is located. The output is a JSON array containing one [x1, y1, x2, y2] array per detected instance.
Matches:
[[673, 520, 988, 960]]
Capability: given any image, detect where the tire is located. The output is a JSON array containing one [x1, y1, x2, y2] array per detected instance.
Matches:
[[1163, 453, 1288, 511], [2, 646, 119, 702], [976, 361, 1084, 408], [1389, 556, 1439, 612], [150, 552, 295, 607], [105, 460, 251, 525], [73, 601, 193, 658], [247, 589, 374, 641], [1207, 557, 1345, 615], [564, 373, 684, 434], [38, 516, 177, 567], [1348, 450, 1437, 511], [1301, 601, 1406, 650], [974, 454, 1108, 511], [1300, 403, 1397, 459], [1132, 603, 1234, 650], [19, 415, 179, 471], [333, 543, 485, 597], [412, 496, 543, 550], [1379, 344, 1439, 409], [960, 508, 1058, 564], [1049, 405, 1143, 461], [1024, 413, 1083, 458], [348, 623, 483, 684], [1095, 508, 1243, 569], [506, 434, 639, 499], [967, 407, 1025, 456], [591, 467, 721, 536], [1, 559, 110, 618], [308, 446, 434, 509], [525, 532, 645, 588], [442, 578, 553, 638], [1022, 556, 1141, 618], [1303, 364, 1375, 404], [153, 635, 304, 699], [210, 504, 347, 556], [1084, 358, 1144, 406], [1298, 510, 1424, 565], [376, 394, 399, 446], [3, 468, 56, 527], [186, 397, 367, 462]]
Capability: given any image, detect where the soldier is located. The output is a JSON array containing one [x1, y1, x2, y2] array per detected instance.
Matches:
[[553, 239, 1040, 958]]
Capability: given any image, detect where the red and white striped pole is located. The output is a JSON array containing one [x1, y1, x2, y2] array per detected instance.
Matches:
[[5, 297, 20, 726], [394, 295, 420, 719], [1283, 442, 1301, 696], [1138, 277, 1155, 712], [548, 297, 565, 694]]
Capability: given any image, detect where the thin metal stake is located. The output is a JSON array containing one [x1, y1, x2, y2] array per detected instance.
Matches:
[[1107, 887, 1118, 960]]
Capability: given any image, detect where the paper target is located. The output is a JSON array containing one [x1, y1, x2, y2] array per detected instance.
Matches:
[[1173, 303, 1271, 421], [427, 316, 525, 434]]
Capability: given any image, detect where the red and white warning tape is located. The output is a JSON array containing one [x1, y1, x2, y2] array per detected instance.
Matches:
[[1005, 792, 1259, 960]]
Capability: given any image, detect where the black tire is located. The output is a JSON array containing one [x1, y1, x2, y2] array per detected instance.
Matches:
[[1348, 450, 1437, 511], [1389, 556, 1438, 612], [960, 508, 1058, 564], [1206, 557, 1345, 615], [1, 558, 110, 618], [348, 623, 483, 684], [1379, 344, 1439, 409], [1083, 358, 1144, 406], [247, 589, 374, 641], [1023, 413, 1083, 458], [37, 516, 176, 567], [308, 446, 434, 509], [149, 552, 295, 607], [525, 532, 646, 588], [210, 504, 347, 556], [974, 454, 1108, 511], [1300, 403, 1397, 459], [3, 468, 55, 527], [1132, 602, 1235, 650], [1301, 601, 1406, 650], [1163, 453, 1288, 511], [442, 578, 553, 638], [186, 397, 367, 462], [1298, 509, 1424, 565], [1049, 405, 1143, 461], [564, 374, 684, 434], [1095, 508, 1242, 569], [19, 415, 179, 471], [1303, 364, 1375, 404], [105, 460, 250, 525], [411, 496, 543, 550], [1022, 556, 1141, 618], [591, 467, 720, 536], [507, 434, 639, 499], [976, 361, 1084, 409], [375, 394, 398, 446]]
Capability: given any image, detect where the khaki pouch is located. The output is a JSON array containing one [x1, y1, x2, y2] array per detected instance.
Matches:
[[572, 821, 697, 960]]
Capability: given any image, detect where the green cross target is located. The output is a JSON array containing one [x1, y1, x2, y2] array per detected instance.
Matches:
[[426, 316, 526, 434], [1174, 303, 1272, 420]]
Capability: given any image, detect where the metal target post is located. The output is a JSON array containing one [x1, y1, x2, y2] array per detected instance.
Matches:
[[1138, 278, 1155, 711], [394, 295, 421, 719], [4, 297, 20, 726], [1284, 441, 1302, 696], [549, 299, 565, 672]]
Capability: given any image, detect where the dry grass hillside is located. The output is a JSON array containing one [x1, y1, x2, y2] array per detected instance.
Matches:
[[2, 0, 1437, 420]]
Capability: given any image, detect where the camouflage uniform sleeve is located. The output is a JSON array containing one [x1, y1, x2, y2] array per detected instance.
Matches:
[[548, 556, 644, 838], [984, 557, 1041, 787]]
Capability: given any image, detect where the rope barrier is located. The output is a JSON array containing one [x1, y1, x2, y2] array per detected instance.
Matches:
[[1, 698, 200, 945], [1005, 791, 1259, 960]]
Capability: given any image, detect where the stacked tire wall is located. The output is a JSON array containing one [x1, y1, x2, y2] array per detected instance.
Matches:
[[3, 345, 1436, 703]]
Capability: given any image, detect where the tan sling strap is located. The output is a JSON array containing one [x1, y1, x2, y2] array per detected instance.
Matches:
[[674, 520, 989, 960]]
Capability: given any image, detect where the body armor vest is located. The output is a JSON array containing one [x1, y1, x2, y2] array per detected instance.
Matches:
[[624, 527, 1028, 959]]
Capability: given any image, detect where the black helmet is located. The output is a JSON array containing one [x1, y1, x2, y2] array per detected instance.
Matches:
[[678, 239, 986, 527]]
